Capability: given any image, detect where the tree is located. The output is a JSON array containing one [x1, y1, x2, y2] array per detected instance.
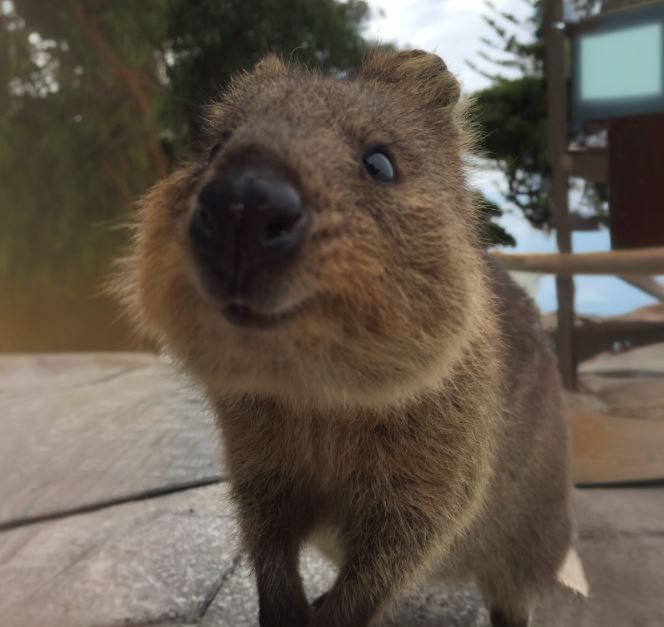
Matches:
[[164, 0, 373, 153], [0, 0, 375, 282], [0, 0, 168, 282], [469, 0, 650, 231], [477, 194, 517, 247]]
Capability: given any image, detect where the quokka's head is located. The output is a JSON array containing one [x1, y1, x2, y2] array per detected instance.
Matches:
[[116, 50, 492, 410]]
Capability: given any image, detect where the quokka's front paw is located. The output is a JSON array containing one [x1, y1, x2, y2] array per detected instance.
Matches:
[[311, 591, 328, 612], [308, 603, 372, 627], [259, 603, 311, 627]]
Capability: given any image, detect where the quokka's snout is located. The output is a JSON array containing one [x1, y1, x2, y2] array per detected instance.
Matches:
[[189, 144, 310, 328]]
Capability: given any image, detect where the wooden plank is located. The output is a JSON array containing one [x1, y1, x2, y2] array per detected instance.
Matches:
[[2, 482, 663, 627], [579, 341, 664, 375], [557, 276, 577, 389], [619, 275, 664, 302], [580, 375, 664, 421], [494, 247, 664, 275], [564, 1, 664, 37], [0, 352, 157, 391], [0, 484, 236, 627], [569, 405, 664, 485], [0, 353, 222, 528], [545, 0, 577, 389], [3, 349, 662, 531], [573, 346, 664, 484], [544, 309, 664, 364], [572, 319, 664, 363], [563, 148, 608, 183]]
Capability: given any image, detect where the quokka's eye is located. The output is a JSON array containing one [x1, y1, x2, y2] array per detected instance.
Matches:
[[363, 149, 395, 182], [207, 131, 232, 163], [208, 143, 222, 162]]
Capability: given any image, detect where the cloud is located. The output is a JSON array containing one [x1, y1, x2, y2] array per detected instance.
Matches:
[[366, 0, 532, 93]]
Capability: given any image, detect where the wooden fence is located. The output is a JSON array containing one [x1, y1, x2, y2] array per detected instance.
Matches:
[[493, 247, 664, 387]]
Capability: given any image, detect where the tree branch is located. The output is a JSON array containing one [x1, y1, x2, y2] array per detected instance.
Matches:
[[67, 0, 168, 177]]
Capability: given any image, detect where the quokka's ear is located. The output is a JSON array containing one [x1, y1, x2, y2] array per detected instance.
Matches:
[[252, 53, 289, 78], [203, 53, 289, 132], [360, 49, 461, 109]]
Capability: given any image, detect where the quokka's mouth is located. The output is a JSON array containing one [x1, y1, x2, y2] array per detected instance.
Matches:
[[222, 298, 313, 329]]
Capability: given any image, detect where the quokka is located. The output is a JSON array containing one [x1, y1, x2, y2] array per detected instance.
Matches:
[[115, 49, 587, 627]]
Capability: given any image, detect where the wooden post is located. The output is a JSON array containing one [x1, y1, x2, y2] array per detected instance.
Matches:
[[545, 0, 577, 389], [619, 276, 664, 302]]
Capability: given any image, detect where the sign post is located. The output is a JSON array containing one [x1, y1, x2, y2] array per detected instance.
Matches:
[[545, 0, 577, 389]]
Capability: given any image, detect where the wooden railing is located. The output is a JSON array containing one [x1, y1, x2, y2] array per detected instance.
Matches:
[[492, 247, 664, 388], [493, 247, 664, 276]]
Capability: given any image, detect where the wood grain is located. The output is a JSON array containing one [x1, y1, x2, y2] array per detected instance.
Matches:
[[0, 353, 222, 527]]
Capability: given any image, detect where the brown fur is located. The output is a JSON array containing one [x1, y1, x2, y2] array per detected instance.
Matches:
[[114, 50, 575, 627]]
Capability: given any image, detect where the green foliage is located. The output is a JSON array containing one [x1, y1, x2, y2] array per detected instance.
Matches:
[[1, 0, 168, 281], [165, 0, 372, 150], [475, 194, 517, 248], [1, 0, 374, 281], [474, 75, 550, 227], [469, 0, 550, 229]]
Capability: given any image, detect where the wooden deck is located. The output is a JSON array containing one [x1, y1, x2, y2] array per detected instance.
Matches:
[[1, 350, 663, 626], [0, 353, 222, 529], [570, 342, 664, 485]]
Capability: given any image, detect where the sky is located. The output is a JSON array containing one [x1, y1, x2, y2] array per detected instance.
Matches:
[[366, 0, 532, 93], [365, 0, 658, 317]]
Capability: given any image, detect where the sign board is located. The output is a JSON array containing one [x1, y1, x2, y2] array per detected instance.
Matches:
[[572, 3, 664, 123]]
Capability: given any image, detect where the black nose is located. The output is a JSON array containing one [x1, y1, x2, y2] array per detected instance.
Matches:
[[190, 170, 308, 285]]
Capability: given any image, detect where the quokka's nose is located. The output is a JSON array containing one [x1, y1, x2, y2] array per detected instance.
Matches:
[[190, 169, 308, 282]]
